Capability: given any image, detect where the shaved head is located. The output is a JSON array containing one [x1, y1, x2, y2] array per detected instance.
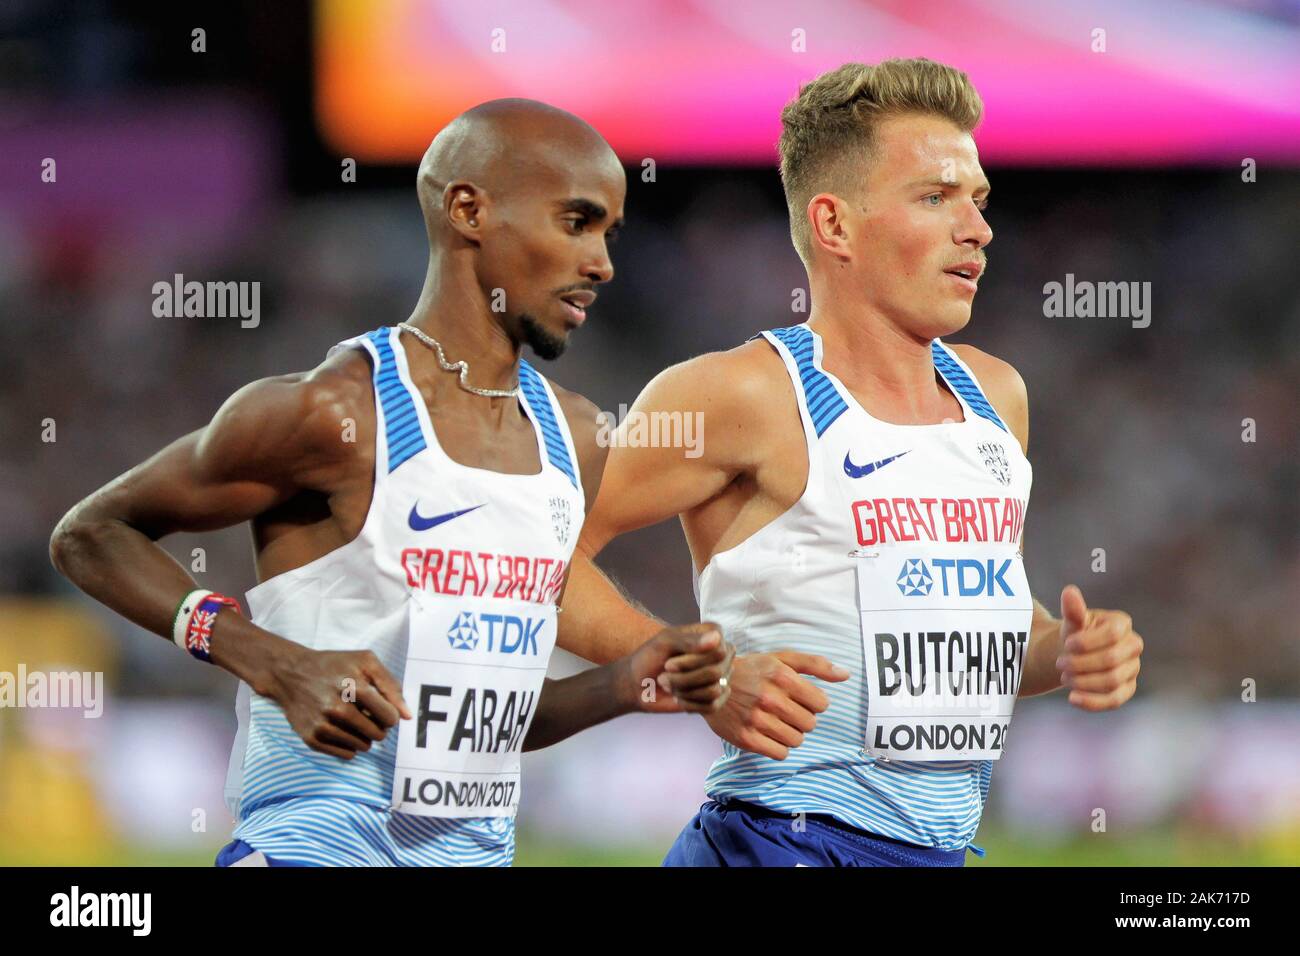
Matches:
[[412, 98, 627, 361], [418, 98, 620, 241]]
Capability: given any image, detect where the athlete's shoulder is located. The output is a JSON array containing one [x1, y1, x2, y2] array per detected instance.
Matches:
[[947, 343, 1028, 454], [229, 342, 373, 418], [202, 347, 373, 476], [640, 337, 790, 411], [285, 345, 376, 450], [546, 378, 601, 427], [541, 378, 607, 507]]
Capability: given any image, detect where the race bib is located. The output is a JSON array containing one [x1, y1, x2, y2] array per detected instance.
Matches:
[[391, 592, 555, 818], [855, 543, 1033, 761]]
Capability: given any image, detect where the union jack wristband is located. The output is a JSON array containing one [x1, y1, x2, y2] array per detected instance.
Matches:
[[171, 589, 242, 663]]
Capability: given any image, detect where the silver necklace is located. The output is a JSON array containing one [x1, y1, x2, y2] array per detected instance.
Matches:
[[397, 323, 520, 399]]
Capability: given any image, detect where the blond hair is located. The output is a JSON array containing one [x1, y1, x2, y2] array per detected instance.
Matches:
[[778, 58, 983, 265]]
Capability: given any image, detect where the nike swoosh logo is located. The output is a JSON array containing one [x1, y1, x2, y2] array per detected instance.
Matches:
[[407, 503, 485, 531], [843, 450, 910, 478]]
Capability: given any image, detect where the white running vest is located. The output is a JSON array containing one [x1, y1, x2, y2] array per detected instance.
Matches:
[[698, 323, 1033, 851], [223, 326, 584, 866]]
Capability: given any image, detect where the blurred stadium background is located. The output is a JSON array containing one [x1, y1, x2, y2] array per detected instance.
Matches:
[[1, 0, 1297, 865]]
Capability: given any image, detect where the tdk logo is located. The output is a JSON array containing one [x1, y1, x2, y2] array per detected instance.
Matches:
[[446, 611, 543, 655], [896, 558, 1014, 597], [896, 559, 934, 596]]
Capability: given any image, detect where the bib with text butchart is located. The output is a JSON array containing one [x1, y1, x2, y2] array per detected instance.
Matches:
[[855, 541, 1033, 761], [391, 591, 555, 818]]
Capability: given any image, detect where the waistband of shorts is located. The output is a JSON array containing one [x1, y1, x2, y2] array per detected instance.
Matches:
[[717, 798, 964, 857]]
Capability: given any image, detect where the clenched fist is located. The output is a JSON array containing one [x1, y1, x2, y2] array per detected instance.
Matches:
[[1056, 584, 1143, 711], [267, 646, 412, 759], [632, 622, 735, 714]]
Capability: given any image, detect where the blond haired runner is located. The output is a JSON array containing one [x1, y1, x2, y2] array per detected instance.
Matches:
[[561, 59, 1145, 866]]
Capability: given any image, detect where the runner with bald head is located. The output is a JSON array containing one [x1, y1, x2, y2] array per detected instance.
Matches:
[[413, 98, 626, 364], [49, 98, 734, 867]]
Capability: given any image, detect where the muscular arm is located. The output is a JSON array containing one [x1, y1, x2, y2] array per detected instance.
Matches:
[[50, 373, 350, 681], [559, 554, 663, 665], [50, 363, 412, 758], [559, 350, 762, 663], [526, 663, 638, 752], [520, 385, 733, 750], [555, 348, 848, 760]]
